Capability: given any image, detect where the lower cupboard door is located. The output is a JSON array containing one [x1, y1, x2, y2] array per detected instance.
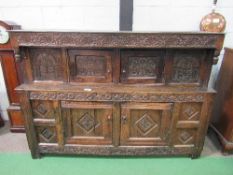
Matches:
[[120, 103, 173, 146], [62, 101, 113, 145]]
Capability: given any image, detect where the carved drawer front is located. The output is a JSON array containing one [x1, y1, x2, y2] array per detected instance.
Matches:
[[174, 129, 197, 146], [120, 103, 173, 146], [32, 100, 55, 119], [31, 100, 58, 144], [178, 103, 202, 122], [62, 101, 113, 145], [36, 126, 57, 143], [174, 102, 202, 146], [176, 102, 202, 130], [168, 50, 208, 85], [68, 50, 113, 83], [29, 48, 66, 81], [121, 50, 164, 84]]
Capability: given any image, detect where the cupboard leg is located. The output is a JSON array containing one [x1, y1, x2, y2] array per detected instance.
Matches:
[[31, 150, 41, 159]]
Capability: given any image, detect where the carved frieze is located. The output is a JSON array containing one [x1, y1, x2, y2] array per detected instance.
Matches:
[[29, 91, 204, 102], [38, 144, 194, 156], [11, 32, 222, 49]]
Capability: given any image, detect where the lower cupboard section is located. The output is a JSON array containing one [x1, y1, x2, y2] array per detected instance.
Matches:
[[27, 99, 209, 158]]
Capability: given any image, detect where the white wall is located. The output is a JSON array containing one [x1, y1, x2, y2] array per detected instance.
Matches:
[[0, 0, 119, 120], [133, 0, 233, 87], [0, 0, 119, 30], [133, 0, 233, 47], [0, 63, 10, 120], [0, 0, 233, 120]]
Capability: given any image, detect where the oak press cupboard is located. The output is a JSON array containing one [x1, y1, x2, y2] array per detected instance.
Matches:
[[9, 31, 224, 158]]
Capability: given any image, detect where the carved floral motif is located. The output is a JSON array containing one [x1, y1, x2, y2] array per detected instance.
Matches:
[[172, 53, 200, 83], [29, 91, 204, 102], [128, 57, 159, 77], [11, 32, 220, 49]]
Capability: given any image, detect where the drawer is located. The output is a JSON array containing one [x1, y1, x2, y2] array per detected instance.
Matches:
[[31, 100, 55, 119], [120, 50, 165, 84], [68, 50, 113, 83], [120, 102, 173, 146], [174, 128, 197, 145], [62, 101, 113, 145], [36, 126, 57, 143]]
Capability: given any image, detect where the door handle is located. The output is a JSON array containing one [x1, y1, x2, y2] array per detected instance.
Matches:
[[122, 115, 127, 124], [107, 115, 112, 121]]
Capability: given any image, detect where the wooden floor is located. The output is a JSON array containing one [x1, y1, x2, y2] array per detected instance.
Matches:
[[0, 121, 232, 157]]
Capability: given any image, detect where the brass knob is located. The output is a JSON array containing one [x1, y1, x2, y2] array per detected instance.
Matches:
[[107, 115, 112, 120]]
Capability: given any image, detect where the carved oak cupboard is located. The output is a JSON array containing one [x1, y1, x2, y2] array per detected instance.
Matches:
[[9, 31, 224, 158]]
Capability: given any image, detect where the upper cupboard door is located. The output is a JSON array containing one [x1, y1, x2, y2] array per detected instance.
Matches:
[[120, 50, 165, 84], [29, 48, 67, 82], [166, 49, 212, 86], [68, 50, 113, 83]]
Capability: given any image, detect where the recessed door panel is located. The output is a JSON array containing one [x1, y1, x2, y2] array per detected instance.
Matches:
[[68, 50, 113, 83], [166, 49, 210, 86], [29, 48, 66, 81], [62, 101, 113, 145], [120, 50, 165, 84], [120, 103, 173, 146]]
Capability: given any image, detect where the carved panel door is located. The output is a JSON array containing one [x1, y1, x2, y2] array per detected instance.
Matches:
[[166, 49, 212, 87], [121, 50, 165, 84], [120, 103, 173, 146], [29, 48, 67, 82], [68, 50, 113, 83], [62, 102, 113, 145]]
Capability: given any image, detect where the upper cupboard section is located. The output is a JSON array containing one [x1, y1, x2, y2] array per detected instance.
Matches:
[[21, 47, 214, 87]]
